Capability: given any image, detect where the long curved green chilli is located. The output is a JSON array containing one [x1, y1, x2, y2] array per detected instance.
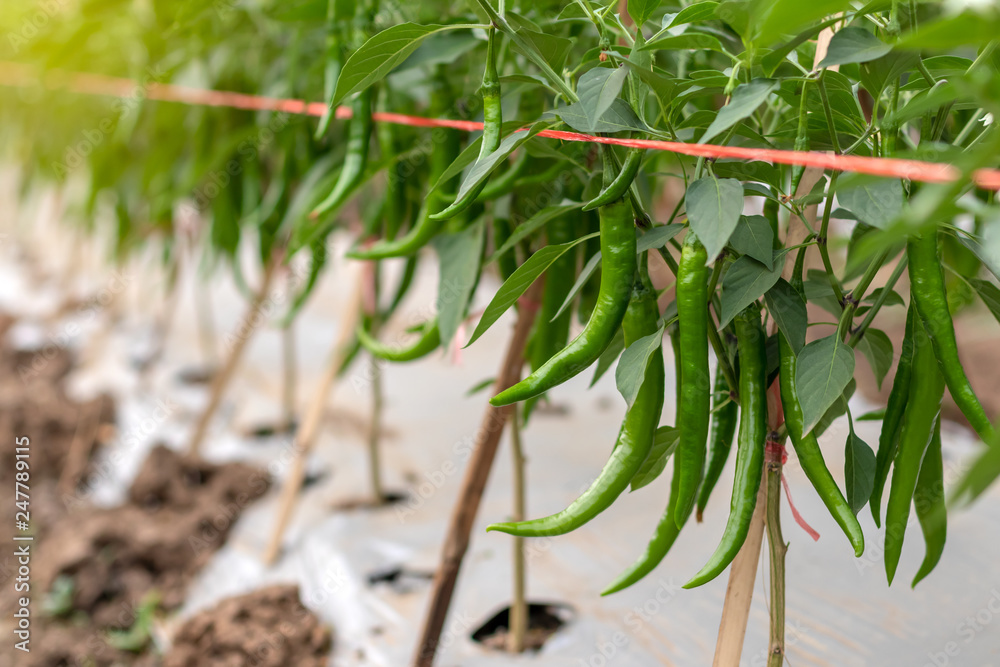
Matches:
[[674, 233, 710, 526], [912, 414, 946, 587], [312, 87, 373, 217], [884, 314, 944, 585], [582, 148, 643, 212], [487, 279, 664, 537], [871, 305, 915, 527], [695, 365, 738, 522], [602, 458, 688, 595], [490, 154, 635, 406], [429, 27, 503, 222], [908, 229, 995, 443], [685, 303, 766, 589], [778, 333, 865, 556], [356, 320, 441, 363], [347, 76, 459, 260]]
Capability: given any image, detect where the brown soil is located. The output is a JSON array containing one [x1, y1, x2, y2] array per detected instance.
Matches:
[[3, 444, 270, 666], [470, 602, 573, 653], [164, 585, 331, 667]]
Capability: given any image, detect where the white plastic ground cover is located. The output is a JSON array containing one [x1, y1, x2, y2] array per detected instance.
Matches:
[[2, 185, 1000, 666]]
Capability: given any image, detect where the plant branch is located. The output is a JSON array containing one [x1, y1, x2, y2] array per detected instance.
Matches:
[[508, 407, 527, 653], [765, 440, 787, 667], [413, 281, 543, 667], [817, 171, 846, 308], [849, 254, 908, 347]]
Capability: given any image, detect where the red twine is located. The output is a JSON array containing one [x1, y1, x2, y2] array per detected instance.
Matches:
[[766, 439, 821, 542], [4, 61, 1000, 190]]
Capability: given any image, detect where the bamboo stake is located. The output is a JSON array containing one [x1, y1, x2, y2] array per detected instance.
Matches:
[[765, 445, 787, 667], [710, 469, 768, 667], [262, 272, 363, 564], [187, 253, 280, 456], [282, 321, 297, 432], [368, 353, 385, 503], [412, 282, 542, 667], [507, 408, 527, 653]]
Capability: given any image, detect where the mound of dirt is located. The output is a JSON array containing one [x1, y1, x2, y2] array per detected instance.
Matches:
[[36, 445, 270, 625], [164, 585, 332, 667]]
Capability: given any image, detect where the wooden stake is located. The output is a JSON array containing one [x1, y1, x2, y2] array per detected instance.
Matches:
[[711, 469, 768, 667], [412, 283, 542, 667], [187, 254, 280, 456], [262, 272, 363, 564], [507, 408, 527, 654]]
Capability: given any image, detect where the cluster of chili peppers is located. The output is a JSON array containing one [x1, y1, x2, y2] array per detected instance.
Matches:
[[324, 28, 994, 599]]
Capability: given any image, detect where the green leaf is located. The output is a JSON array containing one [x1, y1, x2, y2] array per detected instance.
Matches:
[[450, 127, 545, 206], [577, 66, 630, 133], [856, 328, 893, 391], [629, 0, 663, 27], [553, 251, 601, 321], [642, 33, 724, 52], [753, 0, 856, 46], [591, 328, 626, 388], [969, 278, 1000, 325], [630, 426, 680, 492], [729, 215, 774, 269], [434, 222, 485, 348], [637, 224, 685, 253], [616, 325, 665, 409], [685, 176, 744, 261], [513, 27, 573, 71], [838, 178, 904, 229], [958, 231, 1000, 283], [700, 79, 778, 145], [765, 279, 807, 354], [819, 27, 892, 67], [666, 2, 719, 28], [795, 335, 856, 434], [895, 10, 1000, 50], [467, 233, 598, 346], [333, 24, 466, 107], [719, 252, 784, 327], [549, 98, 647, 134], [487, 203, 581, 264], [844, 410, 876, 515]]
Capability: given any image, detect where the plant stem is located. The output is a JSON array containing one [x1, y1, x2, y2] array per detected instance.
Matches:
[[413, 281, 543, 667], [508, 407, 527, 654], [817, 71, 842, 155], [849, 254, 908, 347], [282, 322, 297, 431], [817, 171, 846, 307], [262, 270, 364, 564], [765, 443, 787, 667], [195, 284, 217, 369], [188, 253, 279, 456], [369, 349, 385, 503], [837, 248, 890, 341]]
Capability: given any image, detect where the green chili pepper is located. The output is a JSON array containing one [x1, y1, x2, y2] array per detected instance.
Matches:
[[912, 414, 946, 587], [378, 103, 408, 241], [884, 313, 945, 585], [356, 320, 440, 363], [529, 211, 576, 373], [490, 149, 636, 407], [347, 75, 460, 260], [789, 80, 810, 196], [314, 0, 342, 140], [674, 233, 710, 526], [908, 229, 996, 443], [778, 333, 865, 556], [582, 148, 643, 212], [312, 87, 373, 217], [871, 305, 915, 527], [429, 27, 503, 222], [602, 458, 687, 595], [487, 278, 664, 537], [696, 365, 738, 522], [475, 150, 529, 202], [685, 303, 766, 589]]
